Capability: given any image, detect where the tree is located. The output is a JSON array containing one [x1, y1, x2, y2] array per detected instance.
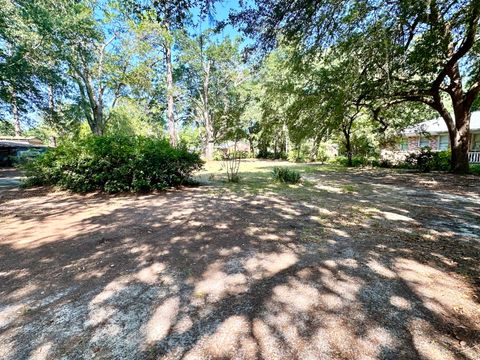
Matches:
[[231, 0, 480, 173], [178, 33, 248, 159], [0, 119, 15, 136], [258, 45, 371, 165], [0, 0, 60, 135], [128, 0, 216, 146], [59, 2, 136, 136]]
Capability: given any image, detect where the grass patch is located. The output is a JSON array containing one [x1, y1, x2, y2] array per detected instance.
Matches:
[[300, 227, 326, 243], [272, 167, 301, 183], [340, 184, 357, 193]]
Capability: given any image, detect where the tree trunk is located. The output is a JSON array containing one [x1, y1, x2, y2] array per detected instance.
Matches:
[[343, 128, 352, 167], [48, 84, 55, 123], [203, 61, 214, 160], [248, 138, 255, 156], [11, 89, 21, 136], [447, 110, 470, 174], [165, 43, 176, 147], [310, 133, 322, 161], [92, 105, 104, 135]]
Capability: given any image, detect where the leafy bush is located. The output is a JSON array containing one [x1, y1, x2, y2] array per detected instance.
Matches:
[[404, 148, 450, 172], [288, 149, 308, 163], [272, 167, 301, 183], [332, 155, 371, 167], [469, 164, 480, 175], [257, 149, 287, 160], [316, 145, 330, 163], [222, 150, 242, 183], [430, 150, 451, 171], [23, 135, 204, 193]]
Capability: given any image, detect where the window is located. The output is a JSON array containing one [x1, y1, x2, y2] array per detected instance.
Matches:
[[473, 134, 480, 151], [419, 136, 430, 148], [438, 135, 449, 150], [400, 138, 408, 151]]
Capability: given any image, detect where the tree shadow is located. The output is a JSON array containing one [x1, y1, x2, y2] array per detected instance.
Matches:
[[0, 168, 479, 359]]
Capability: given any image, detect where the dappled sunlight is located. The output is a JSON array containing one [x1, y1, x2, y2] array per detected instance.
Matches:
[[28, 341, 53, 360], [0, 303, 26, 330], [373, 210, 417, 222], [183, 316, 256, 359], [390, 295, 411, 310], [193, 261, 248, 302], [314, 184, 345, 193], [245, 251, 298, 279], [367, 259, 397, 279], [272, 279, 320, 312], [1, 164, 479, 359], [409, 319, 458, 360], [395, 258, 479, 321], [144, 297, 180, 345], [91, 278, 129, 305]]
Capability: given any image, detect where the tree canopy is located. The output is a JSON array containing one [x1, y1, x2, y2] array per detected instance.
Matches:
[[1, 0, 479, 172]]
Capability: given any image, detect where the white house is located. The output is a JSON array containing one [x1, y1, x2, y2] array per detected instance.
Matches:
[[397, 111, 480, 163]]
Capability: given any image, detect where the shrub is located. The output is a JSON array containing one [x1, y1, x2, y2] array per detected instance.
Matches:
[[332, 155, 371, 167], [470, 164, 480, 175], [379, 149, 408, 167], [288, 149, 308, 163], [403, 148, 450, 172], [316, 145, 330, 163], [257, 149, 287, 160], [13, 148, 46, 165], [431, 150, 451, 171], [272, 167, 301, 183], [222, 150, 242, 183], [23, 135, 204, 193]]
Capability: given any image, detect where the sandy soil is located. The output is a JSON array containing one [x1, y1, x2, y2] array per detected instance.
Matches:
[[0, 165, 479, 359], [0, 168, 23, 189]]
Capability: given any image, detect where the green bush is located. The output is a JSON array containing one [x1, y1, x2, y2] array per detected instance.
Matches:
[[332, 155, 370, 167], [272, 167, 301, 183], [470, 164, 480, 175], [288, 149, 308, 163], [23, 135, 204, 193], [431, 150, 451, 171], [404, 148, 450, 172], [257, 150, 287, 160]]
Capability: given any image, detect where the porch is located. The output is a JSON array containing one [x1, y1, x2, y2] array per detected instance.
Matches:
[[468, 151, 480, 163]]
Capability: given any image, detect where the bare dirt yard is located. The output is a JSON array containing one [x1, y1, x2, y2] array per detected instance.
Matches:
[[1, 161, 479, 359]]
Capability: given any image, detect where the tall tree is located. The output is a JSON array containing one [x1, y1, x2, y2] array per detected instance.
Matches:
[[129, 0, 216, 146], [0, 0, 59, 135], [179, 33, 247, 159], [232, 0, 480, 173]]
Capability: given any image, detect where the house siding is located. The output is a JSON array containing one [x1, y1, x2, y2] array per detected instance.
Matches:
[[390, 111, 480, 162], [400, 132, 480, 152], [408, 136, 419, 151]]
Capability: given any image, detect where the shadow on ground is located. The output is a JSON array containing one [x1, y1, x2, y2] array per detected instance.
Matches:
[[0, 166, 479, 359]]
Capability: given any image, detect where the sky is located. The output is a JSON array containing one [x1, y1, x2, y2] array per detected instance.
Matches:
[[191, 0, 254, 47], [3, 0, 256, 129]]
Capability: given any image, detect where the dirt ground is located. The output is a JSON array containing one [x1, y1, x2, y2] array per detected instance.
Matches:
[[1, 162, 479, 359], [0, 167, 23, 189]]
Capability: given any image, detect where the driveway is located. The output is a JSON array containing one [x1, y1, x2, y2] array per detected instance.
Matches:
[[0, 166, 479, 359], [0, 168, 22, 189]]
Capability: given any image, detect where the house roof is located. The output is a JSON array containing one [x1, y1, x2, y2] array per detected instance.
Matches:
[[403, 111, 480, 136], [0, 140, 47, 148], [0, 136, 44, 145]]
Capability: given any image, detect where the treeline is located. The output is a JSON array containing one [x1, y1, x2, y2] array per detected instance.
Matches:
[[1, 0, 479, 173]]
